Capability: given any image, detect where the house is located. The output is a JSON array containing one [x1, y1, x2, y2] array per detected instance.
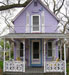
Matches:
[[2, 0, 67, 75]]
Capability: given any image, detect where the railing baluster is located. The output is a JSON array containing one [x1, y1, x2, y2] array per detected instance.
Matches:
[[45, 61, 65, 72], [5, 61, 24, 72]]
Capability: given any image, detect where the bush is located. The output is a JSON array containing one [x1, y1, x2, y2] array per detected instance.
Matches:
[[0, 61, 3, 69]]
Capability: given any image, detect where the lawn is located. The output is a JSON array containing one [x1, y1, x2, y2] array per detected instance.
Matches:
[[67, 63, 69, 75], [0, 61, 3, 69]]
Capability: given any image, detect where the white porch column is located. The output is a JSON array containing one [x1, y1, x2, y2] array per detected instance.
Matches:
[[60, 42, 62, 60], [3, 38, 6, 72], [64, 42, 66, 75], [44, 39, 46, 73], [23, 40, 25, 72]]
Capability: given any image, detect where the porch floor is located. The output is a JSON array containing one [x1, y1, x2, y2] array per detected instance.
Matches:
[[25, 67, 44, 73], [3, 72, 64, 75]]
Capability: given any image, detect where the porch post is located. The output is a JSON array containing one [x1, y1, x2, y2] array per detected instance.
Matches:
[[44, 39, 46, 72], [14, 41, 16, 60], [60, 42, 62, 60], [3, 38, 6, 72], [9, 41, 11, 60], [23, 40, 25, 72], [64, 41, 66, 75]]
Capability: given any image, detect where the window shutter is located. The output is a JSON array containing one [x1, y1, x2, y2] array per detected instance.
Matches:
[[41, 11, 45, 33], [52, 41, 56, 60], [26, 12, 30, 33]]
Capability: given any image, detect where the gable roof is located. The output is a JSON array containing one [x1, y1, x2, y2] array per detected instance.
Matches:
[[12, 0, 59, 22]]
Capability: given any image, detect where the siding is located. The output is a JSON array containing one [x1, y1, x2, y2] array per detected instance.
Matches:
[[14, 1, 58, 33]]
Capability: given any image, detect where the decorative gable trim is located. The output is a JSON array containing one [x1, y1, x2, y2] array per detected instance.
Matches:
[[12, 0, 33, 22], [39, 0, 59, 22], [41, 11, 45, 33], [12, 0, 59, 23]]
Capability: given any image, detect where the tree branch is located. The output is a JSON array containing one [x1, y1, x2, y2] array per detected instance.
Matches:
[[55, 0, 65, 15], [0, 2, 6, 5], [0, 0, 31, 11]]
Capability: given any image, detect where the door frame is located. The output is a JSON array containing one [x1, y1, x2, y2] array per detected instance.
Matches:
[[30, 39, 42, 67]]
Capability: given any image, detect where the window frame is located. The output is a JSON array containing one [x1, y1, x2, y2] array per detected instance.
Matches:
[[47, 41, 52, 58], [31, 14, 40, 32]]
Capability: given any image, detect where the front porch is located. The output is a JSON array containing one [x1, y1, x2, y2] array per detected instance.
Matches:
[[2, 33, 66, 74]]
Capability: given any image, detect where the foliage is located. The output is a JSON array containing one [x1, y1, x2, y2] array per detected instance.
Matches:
[[0, 61, 3, 69], [0, 39, 10, 49], [67, 63, 69, 75]]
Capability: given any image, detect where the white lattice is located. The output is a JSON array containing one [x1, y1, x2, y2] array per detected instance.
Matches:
[[45, 61, 65, 72], [5, 61, 25, 72]]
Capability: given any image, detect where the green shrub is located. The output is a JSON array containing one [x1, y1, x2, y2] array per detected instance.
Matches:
[[0, 61, 3, 69]]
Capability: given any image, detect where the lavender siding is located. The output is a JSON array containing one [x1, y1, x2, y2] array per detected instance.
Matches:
[[14, 1, 58, 33], [13, 0, 59, 66]]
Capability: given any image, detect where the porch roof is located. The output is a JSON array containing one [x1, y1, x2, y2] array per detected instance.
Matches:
[[1, 33, 68, 39]]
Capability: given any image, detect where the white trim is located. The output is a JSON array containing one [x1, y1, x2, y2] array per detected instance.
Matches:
[[44, 39, 46, 72], [31, 14, 40, 33], [23, 40, 25, 72], [31, 40, 41, 64], [3, 38, 6, 72], [41, 11, 45, 33], [26, 12, 30, 33], [29, 39, 30, 66], [64, 42, 66, 75]]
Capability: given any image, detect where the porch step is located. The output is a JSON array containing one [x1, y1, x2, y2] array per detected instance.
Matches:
[[3, 72, 64, 75], [26, 67, 44, 73]]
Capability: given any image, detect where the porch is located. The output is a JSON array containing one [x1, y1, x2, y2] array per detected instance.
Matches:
[[2, 33, 66, 74]]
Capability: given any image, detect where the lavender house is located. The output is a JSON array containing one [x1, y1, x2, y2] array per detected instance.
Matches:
[[2, 0, 67, 75]]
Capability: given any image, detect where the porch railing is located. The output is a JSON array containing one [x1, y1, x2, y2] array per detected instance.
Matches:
[[5, 61, 25, 72], [45, 61, 65, 72]]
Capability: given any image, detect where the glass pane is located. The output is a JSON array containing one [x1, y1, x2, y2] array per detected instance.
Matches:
[[33, 27, 39, 31], [33, 42, 39, 59], [33, 16, 39, 25], [48, 50, 52, 56], [33, 16, 39, 31], [20, 43, 23, 57], [48, 42, 52, 57]]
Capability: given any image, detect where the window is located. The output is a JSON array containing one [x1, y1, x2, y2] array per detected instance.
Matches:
[[32, 15, 40, 32], [34, 2, 37, 6], [20, 42, 23, 57], [47, 42, 52, 57]]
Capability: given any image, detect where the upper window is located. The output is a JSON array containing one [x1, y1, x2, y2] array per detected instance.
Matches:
[[32, 15, 40, 32], [47, 42, 52, 57]]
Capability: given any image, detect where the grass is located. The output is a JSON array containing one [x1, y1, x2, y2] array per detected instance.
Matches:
[[67, 63, 69, 75], [0, 61, 3, 69]]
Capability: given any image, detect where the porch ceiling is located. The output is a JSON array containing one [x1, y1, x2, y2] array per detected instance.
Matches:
[[1, 33, 68, 39]]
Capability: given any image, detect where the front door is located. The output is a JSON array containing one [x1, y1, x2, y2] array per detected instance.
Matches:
[[30, 40, 42, 67]]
